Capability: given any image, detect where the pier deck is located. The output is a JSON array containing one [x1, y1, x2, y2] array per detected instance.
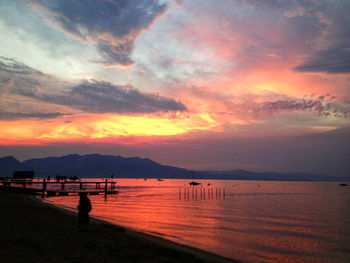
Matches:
[[0, 179, 118, 198]]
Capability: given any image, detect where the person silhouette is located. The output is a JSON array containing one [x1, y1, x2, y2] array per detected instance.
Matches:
[[77, 192, 92, 229]]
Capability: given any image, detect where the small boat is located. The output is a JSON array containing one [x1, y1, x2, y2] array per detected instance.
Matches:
[[189, 171, 200, 186], [157, 178, 164, 181], [339, 183, 348, 186]]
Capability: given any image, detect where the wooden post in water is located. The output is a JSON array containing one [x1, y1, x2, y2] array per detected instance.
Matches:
[[79, 182, 83, 190], [42, 179, 46, 198], [104, 179, 108, 199], [61, 182, 65, 191]]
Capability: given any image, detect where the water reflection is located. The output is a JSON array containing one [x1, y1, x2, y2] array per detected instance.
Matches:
[[47, 179, 350, 263]]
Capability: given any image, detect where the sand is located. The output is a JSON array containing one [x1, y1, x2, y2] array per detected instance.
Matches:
[[0, 190, 239, 263]]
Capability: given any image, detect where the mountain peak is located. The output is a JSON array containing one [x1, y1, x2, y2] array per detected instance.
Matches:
[[0, 156, 28, 176]]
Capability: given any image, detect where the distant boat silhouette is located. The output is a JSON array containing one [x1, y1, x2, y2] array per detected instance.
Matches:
[[157, 178, 164, 181], [339, 183, 348, 186], [189, 171, 201, 185]]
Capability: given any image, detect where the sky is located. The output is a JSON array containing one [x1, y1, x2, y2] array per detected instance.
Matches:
[[0, 0, 349, 176]]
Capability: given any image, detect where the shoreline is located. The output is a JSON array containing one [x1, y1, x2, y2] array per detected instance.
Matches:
[[0, 190, 239, 263]]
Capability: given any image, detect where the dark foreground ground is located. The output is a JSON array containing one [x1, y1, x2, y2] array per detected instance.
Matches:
[[0, 190, 238, 263]]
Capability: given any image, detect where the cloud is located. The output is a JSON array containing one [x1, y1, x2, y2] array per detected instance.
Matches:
[[49, 80, 187, 114], [33, 0, 168, 67], [0, 111, 66, 120], [294, 48, 350, 74], [0, 57, 187, 116], [293, 1, 350, 73], [255, 96, 350, 118], [0, 56, 42, 75]]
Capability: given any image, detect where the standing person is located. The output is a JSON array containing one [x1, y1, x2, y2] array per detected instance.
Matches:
[[77, 192, 92, 229]]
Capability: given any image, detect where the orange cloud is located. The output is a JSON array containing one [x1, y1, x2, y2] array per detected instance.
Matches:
[[0, 113, 224, 145]]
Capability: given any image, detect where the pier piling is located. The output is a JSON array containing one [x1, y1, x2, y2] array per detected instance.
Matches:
[[42, 179, 46, 198]]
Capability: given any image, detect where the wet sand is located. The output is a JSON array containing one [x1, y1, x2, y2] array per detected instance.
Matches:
[[0, 190, 239, 263]]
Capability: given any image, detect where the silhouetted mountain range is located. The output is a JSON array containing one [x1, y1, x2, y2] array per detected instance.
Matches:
[[0, 154, 349, 181], [0, 156, 29, 175]]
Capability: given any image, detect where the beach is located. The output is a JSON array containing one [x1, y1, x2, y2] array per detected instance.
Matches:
[[0, 190, 238, 263]]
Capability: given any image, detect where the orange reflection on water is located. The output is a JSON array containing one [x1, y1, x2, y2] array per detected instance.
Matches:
[[49, 179, 350, 263]]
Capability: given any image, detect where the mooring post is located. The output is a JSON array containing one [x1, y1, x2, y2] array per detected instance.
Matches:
[[61, 182, 65, 190], [79, 182, 83, 190], [104, 179, 108, 199], [42, 179, 46, 198]]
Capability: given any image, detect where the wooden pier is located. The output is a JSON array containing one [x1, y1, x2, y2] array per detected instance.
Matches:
[[0, 179, 118, 198]]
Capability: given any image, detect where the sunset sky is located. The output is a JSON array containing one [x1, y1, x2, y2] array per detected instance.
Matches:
[[0, 0, 349, 176]]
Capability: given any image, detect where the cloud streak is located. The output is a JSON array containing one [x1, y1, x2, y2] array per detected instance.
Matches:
[[44, 80, 187, 114], [0, 111, 66, 120], [255, 96, 350, 118], [0, 56, 43, 75], [294, 48, 350, 74], [0, 57, 187, 117], [33, 0, 168, 67]]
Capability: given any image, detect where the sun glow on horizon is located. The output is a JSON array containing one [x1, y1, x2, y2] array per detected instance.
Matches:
[[0, 113, 222, 145]]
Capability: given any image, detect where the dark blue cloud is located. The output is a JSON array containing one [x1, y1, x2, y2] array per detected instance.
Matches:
[[55, 80, 188, 114], [0, 57, 187, 116], [0, 111, 66, 120], [294, 48, 350, 73], [293, 1, 350, 73], [33, 0, 168, 67], [97, 40, 135, 67]]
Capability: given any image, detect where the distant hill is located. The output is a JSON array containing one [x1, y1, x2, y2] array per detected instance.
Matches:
[[22, 154, 189, 179], [0, 154, 349, 181], [0, 156, 29, 177]]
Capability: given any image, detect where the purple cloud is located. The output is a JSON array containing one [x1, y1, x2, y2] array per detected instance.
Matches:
[[0, 111, 67, 120], [293, 1, 350, 73], [255, 96, 350, 118], [33, 0, 168, 67], [0, 57, 187, 117]]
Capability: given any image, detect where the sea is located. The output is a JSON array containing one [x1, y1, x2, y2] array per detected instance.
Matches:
[[45, 179, 350, 263]]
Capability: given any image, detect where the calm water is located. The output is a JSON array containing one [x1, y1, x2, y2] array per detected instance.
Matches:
[[46, 179, 350, 263]]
